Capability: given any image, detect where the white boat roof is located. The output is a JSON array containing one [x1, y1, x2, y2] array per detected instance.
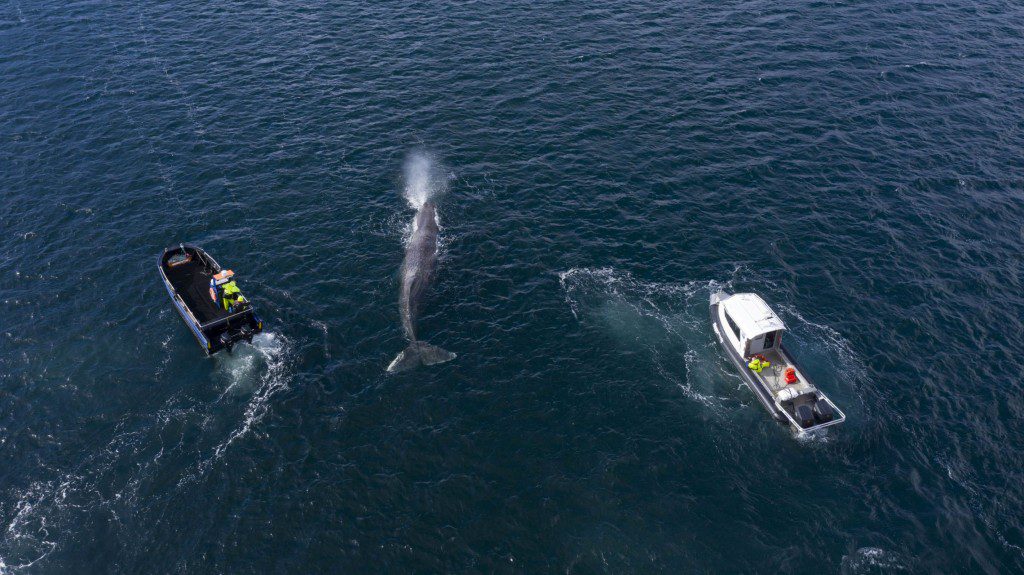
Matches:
[[722, 293, 786, 337]]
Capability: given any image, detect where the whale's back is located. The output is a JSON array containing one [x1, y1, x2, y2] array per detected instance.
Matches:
[[399, 202, 440, 339]]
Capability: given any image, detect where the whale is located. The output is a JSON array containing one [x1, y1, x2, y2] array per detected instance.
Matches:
[[387, 201, 456, 372]]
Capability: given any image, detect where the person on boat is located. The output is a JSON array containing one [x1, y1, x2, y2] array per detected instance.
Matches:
[[210, 270, 235, 308], [228, 294, 247, 312], [221, 280, 246, 312], [748, 355, 770, 373]]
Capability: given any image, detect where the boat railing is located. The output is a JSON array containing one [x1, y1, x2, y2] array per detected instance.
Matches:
[[174, 293, 204, 328], [797, 411, 847, 434], [778, 396, 847, 434], [201, 308, 253, 330]]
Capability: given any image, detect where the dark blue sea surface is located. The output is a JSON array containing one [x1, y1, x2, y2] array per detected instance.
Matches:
[[3, 0, 1024, 572]]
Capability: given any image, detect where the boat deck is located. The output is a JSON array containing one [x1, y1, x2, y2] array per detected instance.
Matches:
[[756, 347, 814, 397], [164, 258, 229, 324]]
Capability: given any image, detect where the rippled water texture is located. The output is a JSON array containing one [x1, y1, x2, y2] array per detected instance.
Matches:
[[2, 1, 1024, 573]]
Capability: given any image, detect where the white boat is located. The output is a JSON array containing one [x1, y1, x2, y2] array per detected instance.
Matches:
[[710, 291, 845, 434]]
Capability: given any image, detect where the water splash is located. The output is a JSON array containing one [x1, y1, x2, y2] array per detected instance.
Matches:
[[840, 547, 912, 573], [558, 267, 729, 407], [212, 333, 285, 398], [794, 427, 834, 445], [402, 150, 448, 210], [776, 303, 867, 381], [212, 332, 290, 449], [176, 332, 294, 483], [557, 267, 863, 427], [0, 476, 73, 573]]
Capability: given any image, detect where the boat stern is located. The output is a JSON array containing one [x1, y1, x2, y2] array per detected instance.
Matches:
[[777, 387, 846, 434]]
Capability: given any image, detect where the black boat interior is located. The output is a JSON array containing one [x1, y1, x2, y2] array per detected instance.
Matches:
[[162, 247, 230, 324]]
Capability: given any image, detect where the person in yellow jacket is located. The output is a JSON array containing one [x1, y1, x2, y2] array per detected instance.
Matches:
[[221, 280, 246, 312], [748, 355, 770, 374]]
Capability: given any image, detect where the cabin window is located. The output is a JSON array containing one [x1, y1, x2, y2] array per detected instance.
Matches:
[[763, 330, 777, 349], [724, 312, 742, 342]]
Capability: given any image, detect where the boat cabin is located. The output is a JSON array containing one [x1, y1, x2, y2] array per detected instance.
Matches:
[[718, 293, 786, 358]]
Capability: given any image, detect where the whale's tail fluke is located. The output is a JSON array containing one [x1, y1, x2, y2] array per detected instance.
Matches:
[[387, 341, 456, 373]]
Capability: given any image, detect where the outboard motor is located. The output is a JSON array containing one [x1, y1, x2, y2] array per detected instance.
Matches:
[[219, 332, 234, 353], [813, 399, 834, 423], [794, 404, 814, 428]]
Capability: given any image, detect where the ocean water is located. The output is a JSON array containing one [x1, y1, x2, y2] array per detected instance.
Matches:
[[2, 0, 1024, 572]]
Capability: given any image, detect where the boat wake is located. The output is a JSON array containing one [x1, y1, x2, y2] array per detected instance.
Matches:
[[839, 547, 912, 573], [0, 332, 294, 571], [558, 267, 867, 426], [558, 267, 734, 408], [0, 477, 67, 573], [794, 427, 835, 446], [205, 332, 292, 464], [772, 303, 869, 429], [213, 332, 287, 398]]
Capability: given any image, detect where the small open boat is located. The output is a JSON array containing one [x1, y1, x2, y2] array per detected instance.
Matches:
[[158, 244, 263, 355], [710, 291, 845, 434]]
